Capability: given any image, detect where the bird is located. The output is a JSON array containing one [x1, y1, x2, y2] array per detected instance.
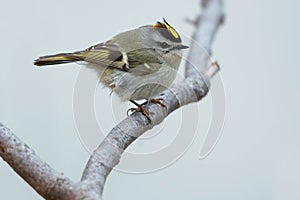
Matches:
[[34, 18, 188, 121]]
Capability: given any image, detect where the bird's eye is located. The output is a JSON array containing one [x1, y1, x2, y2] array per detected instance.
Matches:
[[160, 42, 171, 49]]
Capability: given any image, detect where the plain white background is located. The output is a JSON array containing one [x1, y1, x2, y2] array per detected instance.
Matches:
[[0, 0, 299, 199]]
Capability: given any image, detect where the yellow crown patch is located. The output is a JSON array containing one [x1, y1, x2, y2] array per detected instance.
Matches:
[[163, 20, 179, 39], [153, 18, 180, 41]]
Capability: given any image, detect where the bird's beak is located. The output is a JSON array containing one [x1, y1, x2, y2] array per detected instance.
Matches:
[[177, 44, 189, 50]]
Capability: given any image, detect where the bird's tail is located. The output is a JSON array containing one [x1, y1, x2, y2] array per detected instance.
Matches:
[[34, 52, 86, 66]]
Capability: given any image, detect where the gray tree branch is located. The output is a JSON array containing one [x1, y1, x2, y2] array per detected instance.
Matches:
[[0, 122, 81, 199], [0, 0, 224, 199]]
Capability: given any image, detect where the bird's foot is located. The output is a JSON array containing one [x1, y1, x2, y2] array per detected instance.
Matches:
[[127, 100, 151, 121], [127, 98, 166, 122]]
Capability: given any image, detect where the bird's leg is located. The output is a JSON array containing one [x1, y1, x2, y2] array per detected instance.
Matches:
[[127, 100, 152, 121]]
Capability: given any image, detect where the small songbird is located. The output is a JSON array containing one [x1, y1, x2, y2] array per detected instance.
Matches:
[[34, 19, 188, 120]]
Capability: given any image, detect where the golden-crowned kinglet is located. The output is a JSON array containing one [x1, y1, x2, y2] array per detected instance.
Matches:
[[34, 19, 188, 119]]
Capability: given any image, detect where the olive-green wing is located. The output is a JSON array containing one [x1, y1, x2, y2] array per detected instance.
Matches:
[[83, 43, 126, 70], [85, 44, 162, 74], [126, 48, 163, 75]]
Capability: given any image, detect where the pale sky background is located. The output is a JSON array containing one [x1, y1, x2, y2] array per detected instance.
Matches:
[[0, 0, 299, 199]]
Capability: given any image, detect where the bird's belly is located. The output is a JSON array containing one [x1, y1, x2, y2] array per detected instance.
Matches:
[[113, 65, 177, 101]]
